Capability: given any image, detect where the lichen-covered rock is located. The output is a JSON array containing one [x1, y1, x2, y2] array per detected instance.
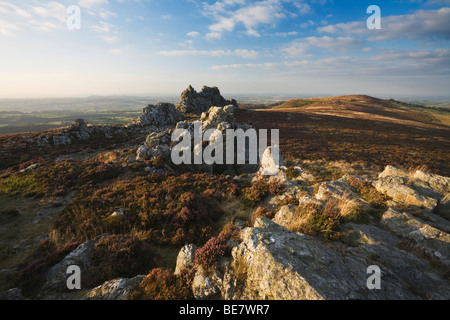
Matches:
[[192, 269, 222, 300], [174, 244, 198, 275], [177, 85, 238, 115], [83, 275, 144, 300], [272, 205, 297, 228], [225, 218, 450, 300], [374, 175, 438, 210], [38, 235, 106, 299], [202, 106, 235, 131], [129, 102, 184, 127], [381, 207, 450, 264], [374, 166, 449, 211], [259, 146, 284, 176]]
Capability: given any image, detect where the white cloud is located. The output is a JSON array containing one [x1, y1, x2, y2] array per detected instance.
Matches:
[[90, 21, 113, 33], [0, 1, 32, 18], [203, 0, 286, 39], [186, 31, 200, 37], [159, 49, 260, 59], [78, 0, 108, 9], [102, 35, 119, 43], [32, 2, 67, 23], [0, 19, 20, 37], [319, 7, 450, 41]]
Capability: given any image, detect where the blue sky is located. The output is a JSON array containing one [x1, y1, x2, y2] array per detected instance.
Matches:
[[0, 0, 449, 97]]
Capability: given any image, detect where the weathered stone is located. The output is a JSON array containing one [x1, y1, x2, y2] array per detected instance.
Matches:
[[83, 275, 144, 300], [177, 85, 238, 115], [136, 145, 147, 161], [130, 102, 184, 127], [374, 175, 438, 210], [192, 269, 222, 300], [272, 205, 297, 228], [224, 218, 450, 300], [259, 146, 285, 176], [381, 207, 450, 264], [174, 244, 198, 275], [38, 235, 106, 299]]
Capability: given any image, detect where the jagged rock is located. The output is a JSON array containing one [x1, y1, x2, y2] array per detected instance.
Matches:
[[315, 180, 355, 200], [381, 207, 450, 264], [202, 106, 235, 131], [136, 145, 147, 161], [258, 146, 285, 176], [52, 133, 72, 146], [272, 205, 297, 228], [374, 175, 438, 210], [129, 102, 183, 127], [38, 235, 106, 299], [375, 166, 449, 211], [174, 244, 198, 275], [378, 165, 409, 179], [83, 275, 144, 300], [177, 85, 238, 115], [0, 288, 24, 300], [225, 218, 450, 300], [145, 131, 171, 148], [413, 170, 450, 197], [192, 269, 222, 300], [435, 194, 450, 219]]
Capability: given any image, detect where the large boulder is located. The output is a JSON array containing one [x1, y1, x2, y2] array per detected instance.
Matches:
[[177, 85, 238, 115], [381, 207, 450, 264], [174, 244, 198, 275], [374, 167, 443, 210], [83, 276, 145, 300], [129, 102, 183, 128], [225, 218, 450, 300], [38, 235, 106, 299]]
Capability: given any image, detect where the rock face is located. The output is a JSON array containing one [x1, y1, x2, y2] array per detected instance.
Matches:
[[177, 85, 238, 115], [38, 235, 106, 299], [37, 119, 113, 146], [174, 244, 198, 275], [189, 218, 450, 300], [381, 207, 450, 265], [374, 166, 449, 211], [83, 276, 144, 300], [184, 165, 450, 300], [128, 102, 184, 128]]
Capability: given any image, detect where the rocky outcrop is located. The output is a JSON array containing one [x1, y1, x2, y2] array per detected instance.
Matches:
[[187, 217, 450, 300], [174, 244, 198, 275], [177, 85, 238, 115], [381, 207, 450, 264], [183, 165, 450, 300], [127, 102, 184, 128], [37, 235, 106, 299], [83, 276, 144, 300], [35, 119, 113, 147], [374, 166, 449, 210]]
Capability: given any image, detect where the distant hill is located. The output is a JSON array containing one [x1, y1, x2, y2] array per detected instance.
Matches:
[[271, 95, 450, 127]]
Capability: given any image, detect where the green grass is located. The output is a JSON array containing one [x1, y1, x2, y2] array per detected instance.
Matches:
[[0, 175, 48, 197]]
